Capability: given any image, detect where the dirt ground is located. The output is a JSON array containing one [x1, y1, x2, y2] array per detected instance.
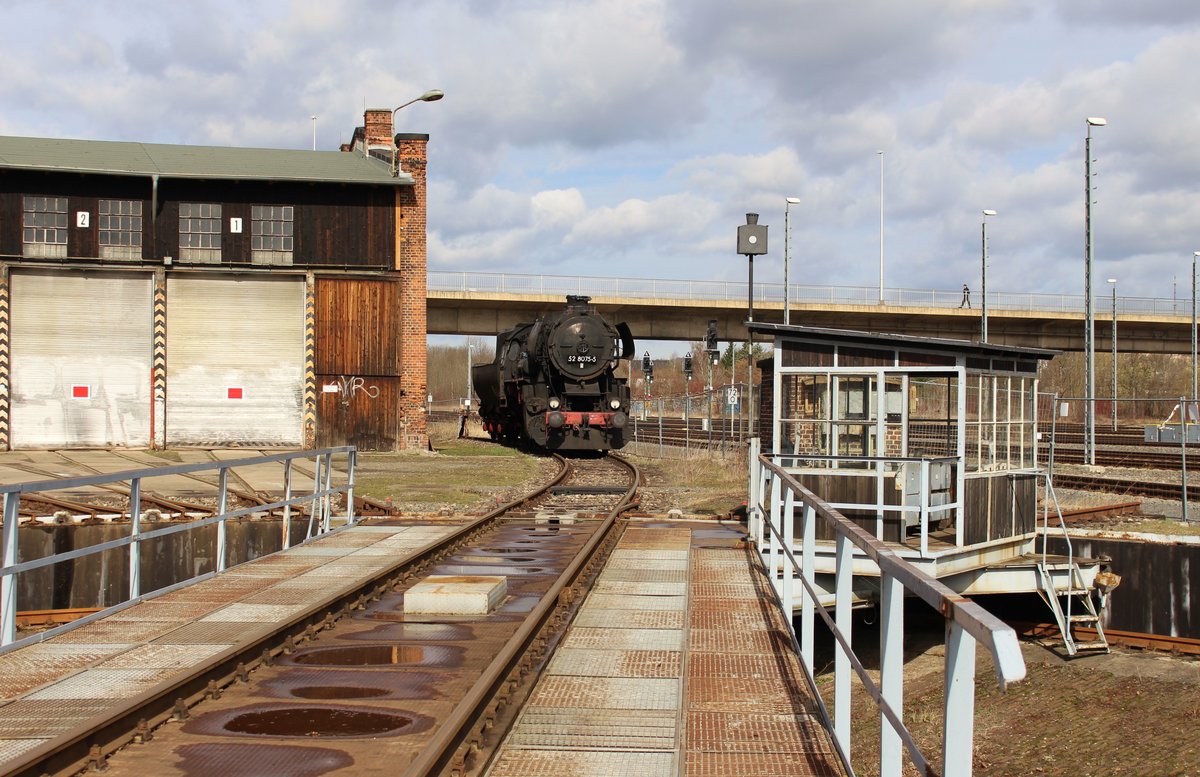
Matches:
[[389, 430, 1200, 776]]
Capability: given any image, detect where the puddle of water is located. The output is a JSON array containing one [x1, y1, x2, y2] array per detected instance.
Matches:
[[288, 644, 460, 667], [431, 564, 546, 576], [340, 622, 473, 642], [225, 707, 413, 737], [257, 669, 446, 701], [455, 554, 538, 564]]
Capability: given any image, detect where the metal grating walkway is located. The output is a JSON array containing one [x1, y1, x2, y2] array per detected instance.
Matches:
[[488, 521, 846, 777]]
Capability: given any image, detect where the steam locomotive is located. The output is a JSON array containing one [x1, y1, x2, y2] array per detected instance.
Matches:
[[471, 296, 635, 452]]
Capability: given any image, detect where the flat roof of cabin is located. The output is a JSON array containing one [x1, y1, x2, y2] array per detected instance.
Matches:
[[749, 321, 1058, 361]]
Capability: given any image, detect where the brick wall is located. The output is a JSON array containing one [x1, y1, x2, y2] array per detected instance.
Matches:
[[396, 133, 430, 450], [364, 109, 392, 149]]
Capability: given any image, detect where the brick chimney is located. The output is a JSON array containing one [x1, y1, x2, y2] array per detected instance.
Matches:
[[364, 109, 392, 149], [396, 132, 430, 450]]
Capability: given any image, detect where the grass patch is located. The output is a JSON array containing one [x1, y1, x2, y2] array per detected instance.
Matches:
[[631, 452, 747, 515], [1102, 517, 1200, 537], [353, 434, 545, 508]]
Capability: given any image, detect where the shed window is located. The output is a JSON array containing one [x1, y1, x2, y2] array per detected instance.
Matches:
[[251, 205, 294, 265], [99, 199, 143, 260], [179, 203, 222, 263], [22, 196, 68, 258]]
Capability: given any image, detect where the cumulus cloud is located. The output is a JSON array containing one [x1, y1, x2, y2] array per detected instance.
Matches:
[[3, 0, 1200, 298]]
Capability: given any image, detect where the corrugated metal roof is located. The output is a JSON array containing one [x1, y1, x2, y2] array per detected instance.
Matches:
[[0, 135, 414, 186]]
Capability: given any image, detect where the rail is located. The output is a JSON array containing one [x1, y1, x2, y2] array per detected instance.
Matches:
[[749, 440, 1026, 777], [0, 447, 357, 649], [430, 270, 1184, 316]]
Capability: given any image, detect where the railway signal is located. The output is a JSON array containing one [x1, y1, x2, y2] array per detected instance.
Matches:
[[642, 351, 654, 383], [683, 352, 693, 381]]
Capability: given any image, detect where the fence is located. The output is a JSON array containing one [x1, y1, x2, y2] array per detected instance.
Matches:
[[0, 447, 357, 650], [749, 442, 1026, 777], [625, 383, 752, 460]]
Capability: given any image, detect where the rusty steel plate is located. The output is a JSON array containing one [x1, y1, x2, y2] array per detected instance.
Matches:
[[504, 707, 677, 750], [527, 676, 679, 710], [97, 643, 229, 670], [0, 738, 52, 764], [47, 620, 179, 644], [573, 609, 684, 629], [0, 699, 111, 737], [239, 586, 329, 605], [686, 750, 844, 777], [593, 580, 687, 596], [687, 710, 829, 753], [108, 600, 226, 622], [563, 627, 683, 651], [23, 668, 173, 700], [585, 594, 686, 612], [689, 581, 763, 598], [153, 621, 256, 646], [0, 642, 133, 672], [489, 749, 676, 777], [284, 546, 356, 557], [689, 627, 792, 654], [688, 652, 802, 681], [200, 603, 307, 623], [609, 549, 689, 560], [604, 556, 688, 571], [599, 567, 688, 583], [546, 648, 681, 678], [687, 677, 812, 715]]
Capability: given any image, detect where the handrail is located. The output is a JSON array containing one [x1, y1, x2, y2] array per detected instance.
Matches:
[[750, 441, 1025, 777], [0, 447, 357, 649], [430, 270, 1183, 316]]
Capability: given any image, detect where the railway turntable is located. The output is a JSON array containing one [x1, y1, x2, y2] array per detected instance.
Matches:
[[750, 322, 1114, 656]]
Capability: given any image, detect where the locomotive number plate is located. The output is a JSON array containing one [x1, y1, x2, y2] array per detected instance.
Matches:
[[567, 354, 598, 364]]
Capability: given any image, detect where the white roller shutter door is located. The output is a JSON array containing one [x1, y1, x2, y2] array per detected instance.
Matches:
[[166, 274, 304, 446], [11, 270, 152, 448]]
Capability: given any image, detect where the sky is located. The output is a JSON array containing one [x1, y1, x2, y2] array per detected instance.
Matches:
[[3, 0, 1200, 313]]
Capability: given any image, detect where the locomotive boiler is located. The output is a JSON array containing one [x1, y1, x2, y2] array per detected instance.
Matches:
[[471, 295, 635, 452]]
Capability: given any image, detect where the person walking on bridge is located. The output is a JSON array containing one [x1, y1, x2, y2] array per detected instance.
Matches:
[[960, 283, 971, 308]]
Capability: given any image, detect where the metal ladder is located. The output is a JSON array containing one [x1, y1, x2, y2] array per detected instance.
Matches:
[[1035, 559, 1109, 656]]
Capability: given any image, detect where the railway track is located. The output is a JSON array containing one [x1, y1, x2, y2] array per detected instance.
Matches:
[[8, 452, 640, 777]]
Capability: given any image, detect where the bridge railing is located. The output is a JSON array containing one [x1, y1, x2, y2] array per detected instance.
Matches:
[[748, 440, 1026, 777], [0, 447, 356, 651], [430, 270, 1182, 316]]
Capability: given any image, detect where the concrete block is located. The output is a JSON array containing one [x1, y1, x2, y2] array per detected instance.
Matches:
[[404, 575, 507, 615]]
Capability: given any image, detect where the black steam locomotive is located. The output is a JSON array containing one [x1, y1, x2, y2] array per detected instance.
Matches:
[[471, 296, 635, 452]]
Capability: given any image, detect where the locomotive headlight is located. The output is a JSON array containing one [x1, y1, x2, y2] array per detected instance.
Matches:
[[609, 399, 621, 410], [548, 398, 561, 410]]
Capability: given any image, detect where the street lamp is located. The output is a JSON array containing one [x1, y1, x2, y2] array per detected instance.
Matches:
[[981, 210, 997, 342], [1193, 252, 1199, 401], [465, 338, 477, 411], [391, 89, 444, 176], [1084, 116, 1106, 465], [1108, 278, 1117, 430], [784, 197, 800, 325]]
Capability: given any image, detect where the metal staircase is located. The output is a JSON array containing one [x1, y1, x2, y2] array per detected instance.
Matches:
[[1035, 559, 1109, 655]]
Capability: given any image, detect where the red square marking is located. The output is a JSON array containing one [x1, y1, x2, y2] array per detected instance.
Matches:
[[71, 385, 90, 399], [227, 387, 244, 400]]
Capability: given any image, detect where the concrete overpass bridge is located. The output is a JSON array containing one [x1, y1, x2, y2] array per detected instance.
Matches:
[[428, 271, 1186, 353]]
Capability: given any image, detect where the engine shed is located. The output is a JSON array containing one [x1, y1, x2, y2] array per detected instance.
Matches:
[[751, 322, 1112, 653]]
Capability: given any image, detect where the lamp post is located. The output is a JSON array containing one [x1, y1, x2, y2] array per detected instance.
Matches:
[[981, 210, 996, 342], [465, 338, 476, 411], [1084, 116, 1106, 465], [1108, 278, 1117, 431], [878, 150, 885, 304], [1193, 252, 1199, 402], [784, 197, 800, 325], [391, 89, 444, 176]]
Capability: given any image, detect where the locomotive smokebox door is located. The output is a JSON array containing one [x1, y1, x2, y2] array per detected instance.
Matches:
[[737, 212, 768, 255]]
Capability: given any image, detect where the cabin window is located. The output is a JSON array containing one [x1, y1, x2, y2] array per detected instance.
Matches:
[[251, 205, 294, 265], [22, 196, 68, 258], [98, 199, 143, 260], [179, 203, 222, 263]]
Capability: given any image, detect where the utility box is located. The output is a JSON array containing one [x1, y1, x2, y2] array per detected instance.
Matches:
[[901, 460, 953, 527], [1144, 426, 1160, 443]]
